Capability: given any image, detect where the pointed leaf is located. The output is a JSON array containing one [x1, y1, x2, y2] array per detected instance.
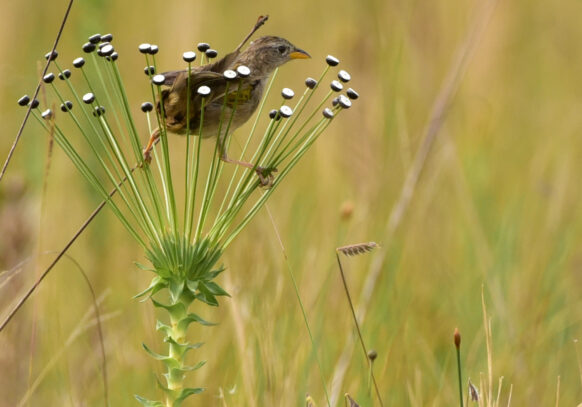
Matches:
[[134, 395, 164, 407], [178, 312, 216, 332], [175, 387, 205, 404], [195, 290, 219, 306], [142, 343, 168, 361], [133, 276, 167, 300], [182, 360, 207, 371], [165, 336, 204, 351], [169, 279, 185, 302], [151, 298, 187, 319], [206, 266, 225, 280], [156, 320, 172, 337], [203, 281, 230, 297], [186, 279, 199, 294], [134, 261, 155, 272]]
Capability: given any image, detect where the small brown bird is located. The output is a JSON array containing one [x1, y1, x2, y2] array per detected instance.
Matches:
[[143, 16, 310, 183]]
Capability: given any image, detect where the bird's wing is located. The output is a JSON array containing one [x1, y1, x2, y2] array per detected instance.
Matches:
[[159, 69, 186, 86], [207, 50, 240, 74], [160, 71, 233, 132], [160, 49, 240, 87]]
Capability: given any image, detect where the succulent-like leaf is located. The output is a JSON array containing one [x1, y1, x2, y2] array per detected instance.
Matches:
[[142, 343, 168, 361], [134, 395, 164, 407], [195, 288, 219, 306], [133, 276, 167, 300], [169, 279, 185, 302], [151, 298, 187, 320], [186, 279, 199, 294], [202, 281, 230, 297], [174, 387, 205, 405], [177, 312, 216, 332]]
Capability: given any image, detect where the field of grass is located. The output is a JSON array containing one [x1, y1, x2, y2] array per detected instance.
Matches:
[[2, 0, 582, 406]]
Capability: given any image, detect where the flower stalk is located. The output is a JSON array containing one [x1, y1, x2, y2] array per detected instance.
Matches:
[[21, 30, 357, 405]]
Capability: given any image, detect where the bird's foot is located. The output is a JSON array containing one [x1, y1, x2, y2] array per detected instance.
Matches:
[[255, 166, 278, 188]]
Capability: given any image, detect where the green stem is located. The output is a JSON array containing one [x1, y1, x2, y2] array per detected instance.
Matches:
[[456, 346, 464, 407]]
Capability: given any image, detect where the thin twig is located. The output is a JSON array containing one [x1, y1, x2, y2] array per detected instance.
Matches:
[[0, 0, 74, 183]]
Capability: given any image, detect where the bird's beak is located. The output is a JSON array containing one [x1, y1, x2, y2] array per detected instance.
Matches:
[[289, 47, 311, 59]]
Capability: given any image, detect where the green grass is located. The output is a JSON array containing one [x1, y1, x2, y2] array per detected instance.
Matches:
[[2, 0, 582, 406]]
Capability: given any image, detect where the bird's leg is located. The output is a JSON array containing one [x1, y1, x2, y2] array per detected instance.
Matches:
[[142, 127, 160, 165], [234, 15, 269, 53], [218, 137, 276, 187]]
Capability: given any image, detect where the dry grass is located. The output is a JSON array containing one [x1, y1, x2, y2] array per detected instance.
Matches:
[[2, 0, 582, 406]]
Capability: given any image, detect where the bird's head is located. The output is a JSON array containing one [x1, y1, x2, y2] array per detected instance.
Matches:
[[239, 36, 310, 76]]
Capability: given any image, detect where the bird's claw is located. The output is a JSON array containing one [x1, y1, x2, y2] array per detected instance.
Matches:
[[256, 166, 277, 188], [141, 148, 153, 167]]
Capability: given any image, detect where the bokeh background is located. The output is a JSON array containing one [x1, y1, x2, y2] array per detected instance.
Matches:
[[2, 0, 582, 405]]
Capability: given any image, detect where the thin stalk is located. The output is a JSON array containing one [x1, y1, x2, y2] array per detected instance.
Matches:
[[335, 253, 383, 406]]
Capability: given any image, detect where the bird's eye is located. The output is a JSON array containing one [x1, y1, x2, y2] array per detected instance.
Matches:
[[277, 45, 287, 54]]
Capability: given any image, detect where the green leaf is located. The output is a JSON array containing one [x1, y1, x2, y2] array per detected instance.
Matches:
[[133, 276, 167, 300], [175, 387, 205, 405], [202, 281, 230, 297], [169, 279, 185, 302], [195, 290, 218, 307], [177, 312, 216, 332], [186, 279, 199, 294], [155, 320, 172, 337], [142, 343, 167, 361], [151, 298, 187, 320], [164, 337, 204, 357], [134, 395, 164, 407], [182, 360, 207, 372], [134, 261, 155, 272], [206, 266, 226, 280]]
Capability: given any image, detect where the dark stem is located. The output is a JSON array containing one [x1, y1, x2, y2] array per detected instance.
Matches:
[[456, 346, 464, 407], [335, 253, 384, 406]]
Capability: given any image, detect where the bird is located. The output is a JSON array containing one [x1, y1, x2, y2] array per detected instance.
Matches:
[[142, 16, 310, 185]]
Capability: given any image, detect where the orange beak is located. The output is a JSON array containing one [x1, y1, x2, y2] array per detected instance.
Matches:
[[289, 48, 311, 59]]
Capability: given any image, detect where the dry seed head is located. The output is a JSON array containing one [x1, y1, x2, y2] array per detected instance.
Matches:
[[138, 43, 151, 54], [468, 380, 479, 401], [454, 327, 461, 349], [73, 57, 85, 68], [148, 44, 159, 55], [152, 74, 165, 85], [367, 349, 377, 361], [197, 42, 210, 52], [336, 242, 379, 257], [223, 70, 237, 81], [82, 93, 95, 104], [83, 42, 96, 53], [183, 51, 196, 62], [141, 102, 154, 113], [17, 95, 30, 106], [44, 50, 58, 61], [88, 33, 101, 44], [43, 73, 55, 84], [197, 85, 211, 96], [41, 109, 53, 120], [58, 69, 71, 80]]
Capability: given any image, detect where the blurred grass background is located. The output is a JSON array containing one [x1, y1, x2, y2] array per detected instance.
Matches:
[[2, 0, 582, 405]]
